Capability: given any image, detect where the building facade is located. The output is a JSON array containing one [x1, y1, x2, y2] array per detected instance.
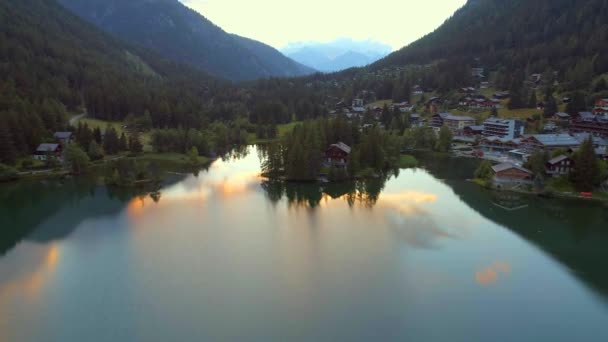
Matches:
[[546, 155, 574, 178], [432, 113, 475, 135], [594, 98, 608, 116], [325, 142, 351, 167], [483, 118, 524, 139]]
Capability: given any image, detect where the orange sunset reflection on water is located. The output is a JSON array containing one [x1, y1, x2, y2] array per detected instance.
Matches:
[[476, 261, 512, 286], [0, 243, 61, 332]]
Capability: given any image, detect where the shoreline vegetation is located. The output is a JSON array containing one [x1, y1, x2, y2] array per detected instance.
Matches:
[[1, 111, 606, 203], [258, 118, 422, 183]]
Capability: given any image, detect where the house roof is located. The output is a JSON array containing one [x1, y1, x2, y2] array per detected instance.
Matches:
[[555, 112, 570, 118], [527, 134, 580, 147], [579, 112, 595, 120], [54, 132, 73, 139], [492, 163, 532, 174], [547, 155, 570, 165], [36, 143, 60, 152], [329, 142, 351, 154], [466, 125, 485, 131], [445, 114, 475, 121], [484, 117, 514, 125], [436, 112, 450, 119], [572, 133, 608, 146]]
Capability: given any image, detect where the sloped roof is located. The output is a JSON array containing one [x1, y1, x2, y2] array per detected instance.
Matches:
[[329, 142, 351, 154], [572, 133, 608, 146], [484, 117, 516, 125], [528, 134, 580, 147], [579, 112, 595, 120], [36, 143, 60, 152], [445, 114, 475, 121], [547, 155, 570, 165], [54, 132, 73, 139], [492, 163, 532, 174]]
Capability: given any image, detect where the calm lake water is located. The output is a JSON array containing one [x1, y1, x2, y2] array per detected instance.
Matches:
[[1, 146, 608, 341]]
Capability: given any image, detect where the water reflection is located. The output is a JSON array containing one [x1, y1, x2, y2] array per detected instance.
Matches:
[[0, 146, 607, 341], [261, 178, 389, 209], [447, 181, 608, 298], [476, 261, 512, 286]]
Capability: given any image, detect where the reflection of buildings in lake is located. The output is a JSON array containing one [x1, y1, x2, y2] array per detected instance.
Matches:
[[448, 180, 608, 298], [490, 191, 529, 211]]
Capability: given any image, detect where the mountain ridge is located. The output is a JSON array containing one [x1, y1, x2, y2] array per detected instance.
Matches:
[[58, 0, 315, 81], [283, 39, 391, 72]]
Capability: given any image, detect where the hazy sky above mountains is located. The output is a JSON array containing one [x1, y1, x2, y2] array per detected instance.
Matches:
[[180, 0, 467, 50]]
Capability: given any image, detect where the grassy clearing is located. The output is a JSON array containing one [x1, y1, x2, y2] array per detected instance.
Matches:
[[249, 121, 302, 144], [74, 116, 152, 150], [137, 153, 210, 165], [77, 117, 126, 134], [547, 177, 576, 193], [497, 107, 542, 119], [367, 100, 393, 108], [278, 121, 302, 136], [398, 155, 419, 168]]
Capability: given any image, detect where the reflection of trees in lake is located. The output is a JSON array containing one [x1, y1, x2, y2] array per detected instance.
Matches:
[[0, 174, 188, 255], [222, 145, 250, 162], [260, 177, 388, 209], [448, 180, 608, 298]]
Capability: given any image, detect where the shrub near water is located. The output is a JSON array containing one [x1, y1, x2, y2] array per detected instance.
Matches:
[[398, 155, 419, 169], [0, 164, 19, 182]]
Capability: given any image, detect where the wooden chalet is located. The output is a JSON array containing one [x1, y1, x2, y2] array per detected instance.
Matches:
[[53, 131, 73, 145], [546, 155, 574, 178], [492, 163, 533, 186], [594, 98, 608, 115], [325, 142, 351, 167], [34, 143, 62, 161]]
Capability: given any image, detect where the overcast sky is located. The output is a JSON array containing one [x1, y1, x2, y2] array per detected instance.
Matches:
[[180, 0, 467, 50]]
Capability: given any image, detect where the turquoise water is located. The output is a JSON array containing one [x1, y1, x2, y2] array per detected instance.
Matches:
[[1, 147, 607, 341]]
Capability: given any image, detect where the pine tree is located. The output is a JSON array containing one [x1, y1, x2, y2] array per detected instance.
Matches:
[[435, 125, 453, 152], [0, 121, 17, 164], [119, 133, 128, 151], [103, 126, 120, 155], [87, 140, 104, 161], [129, 132, 143, 154], [93, 127, 102, 144], [566, 92, 587, 116], [543, 96, 558, 118], [528, 91, 538, 109], [571, 137, 598, 191]]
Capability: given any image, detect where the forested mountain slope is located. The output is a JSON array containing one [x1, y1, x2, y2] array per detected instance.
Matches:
[[0, 0, 237, 162], [58, 0, 315, 81], [373, 0, 608, 89]]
